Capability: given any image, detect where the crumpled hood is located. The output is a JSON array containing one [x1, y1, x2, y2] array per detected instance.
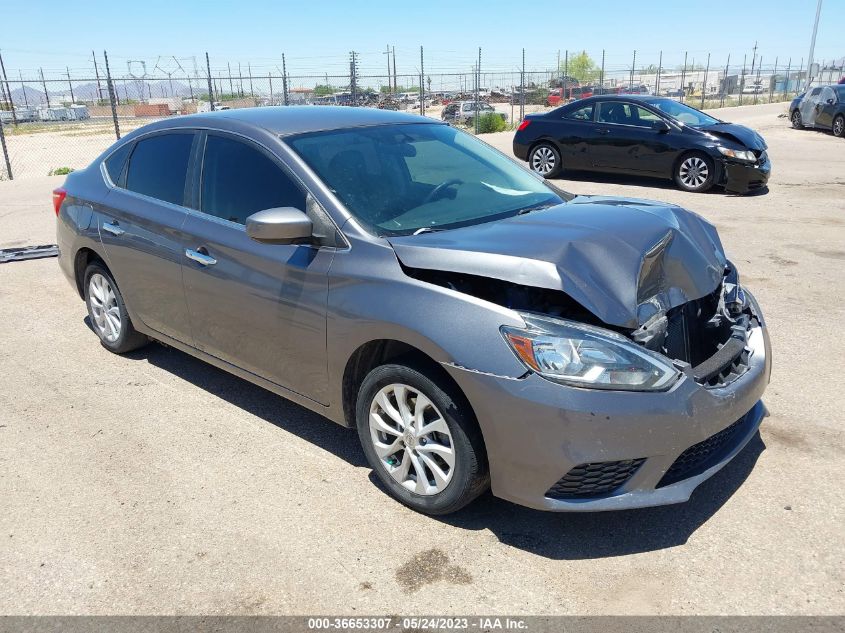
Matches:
[[388, 196, 727, 329], [702, 122, 767, 151]]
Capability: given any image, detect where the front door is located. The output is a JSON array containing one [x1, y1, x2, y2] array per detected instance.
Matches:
[[800, 87, 823, 127], [590, 101, 673, 174], [180, 132, 333, 404], [815, 86, 838, 129]]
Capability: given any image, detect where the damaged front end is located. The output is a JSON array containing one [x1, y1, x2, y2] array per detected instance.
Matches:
[[404, 260, 760, 391]]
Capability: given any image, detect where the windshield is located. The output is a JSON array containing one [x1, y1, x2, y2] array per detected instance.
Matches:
[[643, 98, 720, 127], [287, 123, 565, 236]]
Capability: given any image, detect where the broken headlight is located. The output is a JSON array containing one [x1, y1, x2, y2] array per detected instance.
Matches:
[[501, 312, 679, 391], [717, 147, 756, 162]]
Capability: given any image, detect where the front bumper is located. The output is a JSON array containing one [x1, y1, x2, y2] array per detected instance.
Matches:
[[444, 297, 771, 512], [720, 153, 771, 194]]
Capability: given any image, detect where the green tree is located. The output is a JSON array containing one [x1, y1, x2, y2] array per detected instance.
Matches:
[[313, 84, 335, 96], [561, 51, 600, 83]]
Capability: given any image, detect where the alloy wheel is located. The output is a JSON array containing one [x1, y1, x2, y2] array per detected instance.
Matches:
[[368, 383, 455, 495], [678, 156, 709, 189], [531, 146, 556, 175], [792, 111, 802, 128], [834, 117, 844, 137], [88, 273, 121, 343]]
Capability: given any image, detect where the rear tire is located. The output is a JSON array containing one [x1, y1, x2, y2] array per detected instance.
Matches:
[[356, 363, 489, 515], [83, 262, 148, 354], [528, 142, 562, 178], [833, 115, 844, 138], [674, 152, 714, 193], [791, 110, 803, 129]]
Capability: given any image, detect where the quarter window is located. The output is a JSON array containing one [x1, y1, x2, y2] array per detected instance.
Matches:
[[200, 134, 305, 225], [565, 104, 594, 121], [104, 142, 132, 185], [125, 133, 194, 206]]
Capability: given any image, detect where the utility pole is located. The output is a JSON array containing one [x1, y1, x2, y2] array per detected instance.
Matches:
[[656, 50, 663, 95], [205, 52, 215, 111], [520, 48, 525, 121], [92, 50, 103, 103], [475, 47, 481, 134], [349, 51, 358, 104], [680, 51, 688, 102], [248, 62, 254, 102], [701, 53, 710, 108], [630, 50, 636, 91], [420, 46, 425, 116], [227, 62, 234, 98], [392, 47, 397, 93], [103, 50, 120, 139], [750, 41, 758, 77], [282, 53, 289, 106], [66, 67, 75, 103], [19, 71, 29, 107], [39, 68, 50, 108], [384, 45, 392, 93], [804, 0, 823, 91], [721, 54, 730, 107], [238, 62, 244, 97]]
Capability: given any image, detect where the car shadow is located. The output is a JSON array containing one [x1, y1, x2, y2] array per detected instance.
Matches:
[[434, 432, 765, 560], [95, 325, 765, 560], [113, 333, 368, 468], [556, 170, 769, 197]]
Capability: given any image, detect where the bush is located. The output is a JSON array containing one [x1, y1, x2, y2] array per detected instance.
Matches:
[[48, 167, 74, 176], [476, 112, 507, 134]]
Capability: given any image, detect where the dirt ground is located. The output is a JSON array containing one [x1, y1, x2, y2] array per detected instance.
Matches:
[[0, 101, 843, 616]]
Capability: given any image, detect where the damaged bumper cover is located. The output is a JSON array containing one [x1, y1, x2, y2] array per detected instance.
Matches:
[[443, 291, 771, 512], [720, 152, 771, 194]]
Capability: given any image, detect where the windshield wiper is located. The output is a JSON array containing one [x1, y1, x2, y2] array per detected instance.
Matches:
[[412, 227, 446, 235], [516, 202, 556, 216]]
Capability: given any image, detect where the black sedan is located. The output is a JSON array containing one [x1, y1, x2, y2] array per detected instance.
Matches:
[[513, 95, 770, 194], [790, 85, 845, 137]]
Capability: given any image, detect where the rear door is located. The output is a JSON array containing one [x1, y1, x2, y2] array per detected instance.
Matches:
[[98, 130, 195, 343], [180, 131, 334, 403]]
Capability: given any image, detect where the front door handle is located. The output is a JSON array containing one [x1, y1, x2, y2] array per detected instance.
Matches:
[[185, 248, 217, 266], [102, 221, 125, 236], [596, 127, 611, 135]]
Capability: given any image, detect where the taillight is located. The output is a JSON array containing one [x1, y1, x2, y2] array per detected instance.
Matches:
[[517, 119, 531, 131], [52, 188, 67, 217]]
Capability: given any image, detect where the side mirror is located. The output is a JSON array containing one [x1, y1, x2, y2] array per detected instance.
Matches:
[[827, 98, 835, 105], [245, 207, 312, 244], [651, 119, 671, 132]]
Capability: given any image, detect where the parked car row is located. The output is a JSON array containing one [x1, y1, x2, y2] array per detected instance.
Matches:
[[0, 104, 90, 124]]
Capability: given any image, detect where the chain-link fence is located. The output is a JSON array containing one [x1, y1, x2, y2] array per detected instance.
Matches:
[[1, 48, 842, 180]]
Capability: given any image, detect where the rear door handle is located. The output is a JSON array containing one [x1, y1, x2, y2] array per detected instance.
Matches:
[[185, 248, 217, 266], [597, 127, 611, 135], [102, 221, 125, 236]]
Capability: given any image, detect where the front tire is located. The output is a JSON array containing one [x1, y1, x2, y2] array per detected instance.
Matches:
[[791, 110, 803, 129], [356, 363, 489, 515], [528, 142, 562, 178], [833, 115, 844, 138], [674, 152, 714, 193], [84, 263, 148, 354]]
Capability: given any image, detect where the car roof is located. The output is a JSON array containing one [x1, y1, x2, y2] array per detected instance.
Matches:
[[134, 106, 439, 137]]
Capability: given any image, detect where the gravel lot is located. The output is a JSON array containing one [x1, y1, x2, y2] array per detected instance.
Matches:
[[0, 102, 843, 616]]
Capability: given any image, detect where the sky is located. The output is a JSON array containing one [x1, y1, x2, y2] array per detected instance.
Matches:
[[2, 0, 843, 83]]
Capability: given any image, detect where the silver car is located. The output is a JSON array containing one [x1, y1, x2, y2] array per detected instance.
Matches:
[[441, 101, 507, 126], [54, 107, 770, 515]]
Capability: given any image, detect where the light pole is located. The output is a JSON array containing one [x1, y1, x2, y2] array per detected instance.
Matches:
[[804, 0, 823, 91]]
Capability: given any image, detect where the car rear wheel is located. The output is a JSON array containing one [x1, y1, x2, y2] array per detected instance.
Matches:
[[833, 115, 844, 138], [791, 110, 803, 129], [356, 363, 488, 515], [674, 152, 714, 193], [84, 263, 148, 354], [529, 143, 562, 178]]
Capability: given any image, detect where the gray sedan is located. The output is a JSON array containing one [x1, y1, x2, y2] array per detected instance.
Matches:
[[54, 106, 770, 514]]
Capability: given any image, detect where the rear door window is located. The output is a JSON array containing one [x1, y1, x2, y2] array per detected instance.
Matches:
[[200, 134, 305, 225], [125, 132, 194, 206], [565, 104, 594, 121]]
